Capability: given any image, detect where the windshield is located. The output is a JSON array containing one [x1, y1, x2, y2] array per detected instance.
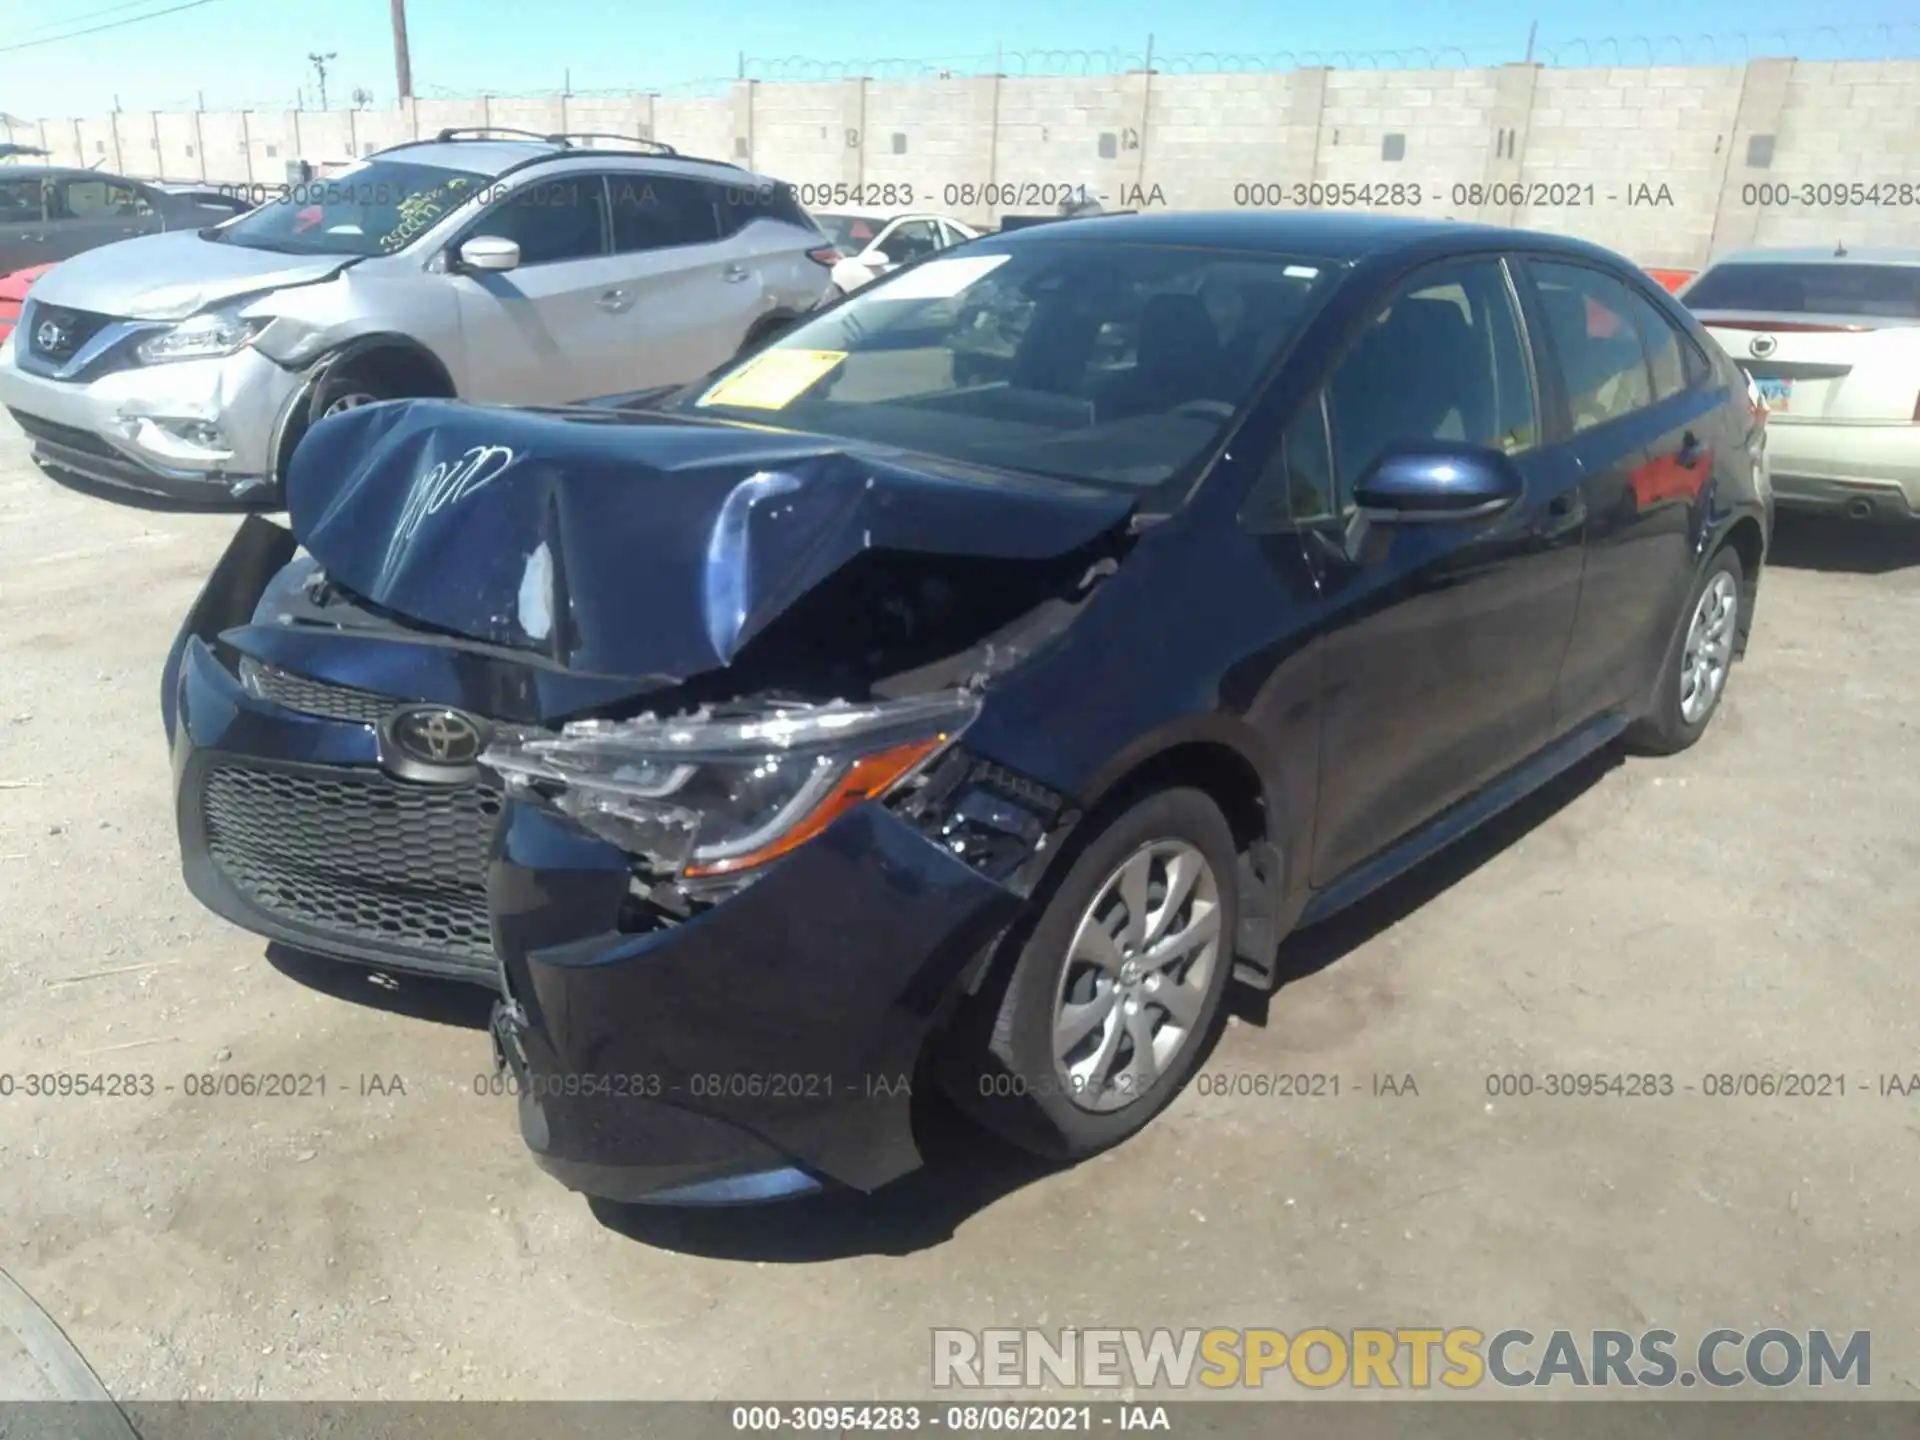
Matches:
[[209, 159, 492, 257], [1683, 262, 1920, 319], [813, 213, 883, 253], [669, 241, 1344, 492]]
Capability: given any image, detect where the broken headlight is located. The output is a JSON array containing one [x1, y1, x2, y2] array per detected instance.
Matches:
[[481, 690, 982, 883]]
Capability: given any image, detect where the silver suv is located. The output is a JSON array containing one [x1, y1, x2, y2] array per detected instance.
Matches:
[[0, 130, 838, 508]]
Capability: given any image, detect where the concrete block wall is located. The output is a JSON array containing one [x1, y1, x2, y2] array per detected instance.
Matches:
[[17, 57, 1920, 266]]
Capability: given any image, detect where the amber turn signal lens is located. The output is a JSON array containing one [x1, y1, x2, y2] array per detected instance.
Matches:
[[680, 736, 948, 878]]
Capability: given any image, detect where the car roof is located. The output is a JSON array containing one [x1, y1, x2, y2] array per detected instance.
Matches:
[[366, 138, 754, 186], [979, 209, 1628, 266], [1705, 246, 1920, 268]]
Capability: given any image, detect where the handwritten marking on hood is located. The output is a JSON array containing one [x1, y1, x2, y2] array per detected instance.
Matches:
[[380, 443, 517, 578], [518, 541, 555, 643]]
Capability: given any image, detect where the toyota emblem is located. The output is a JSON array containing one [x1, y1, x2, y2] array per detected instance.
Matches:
[[382, 705, 488, 780], [1749, 334, 1777, 359]]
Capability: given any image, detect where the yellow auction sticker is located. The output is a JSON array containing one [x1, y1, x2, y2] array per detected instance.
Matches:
[[697, 349, 847, 410]]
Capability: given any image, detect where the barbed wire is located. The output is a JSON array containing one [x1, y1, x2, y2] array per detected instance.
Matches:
[[28, 23, 1920, 119], [1534, 24, 1920, 65]]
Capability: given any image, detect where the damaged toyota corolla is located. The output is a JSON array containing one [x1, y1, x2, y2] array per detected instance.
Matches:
[[162, 212, 1769, 1205]]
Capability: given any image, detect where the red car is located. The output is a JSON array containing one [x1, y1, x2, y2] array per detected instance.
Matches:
[[0, 263, 53, 346], [1645, 268, 1697, 295]]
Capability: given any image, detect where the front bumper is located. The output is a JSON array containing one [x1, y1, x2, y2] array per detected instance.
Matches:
[[0, 330, 299, 508], [490, 801, 1025, 1203], [170, 635, 506, 983]]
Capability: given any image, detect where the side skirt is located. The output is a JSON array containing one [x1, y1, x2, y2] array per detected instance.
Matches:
[[1297, 710, 1630, 930]]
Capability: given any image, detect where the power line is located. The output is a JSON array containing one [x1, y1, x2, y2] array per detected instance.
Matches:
[[0, 0, 221, 55], [15, 0, 184, 36]]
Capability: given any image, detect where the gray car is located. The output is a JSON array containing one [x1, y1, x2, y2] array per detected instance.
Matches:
[[0, 165, 251, 274], [0, 131, 837, 507]]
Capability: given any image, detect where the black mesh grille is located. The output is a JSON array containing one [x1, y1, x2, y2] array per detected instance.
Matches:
[[240, 660, 397, 726], [201, 761, 501, 965]]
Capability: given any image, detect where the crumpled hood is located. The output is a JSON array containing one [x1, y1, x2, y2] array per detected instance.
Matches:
[[28, 230, 351, 321], [287, 399, 1135, 681]]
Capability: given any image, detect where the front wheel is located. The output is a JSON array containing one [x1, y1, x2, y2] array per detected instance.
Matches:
[[1627, 545, 1744, 754], [940, 787, 1238, 1161]]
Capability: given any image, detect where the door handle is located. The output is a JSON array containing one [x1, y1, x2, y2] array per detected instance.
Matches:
[[596, 288, 633, 313], [722, 264, 751, 283], [1677, 432, 1705, 468]]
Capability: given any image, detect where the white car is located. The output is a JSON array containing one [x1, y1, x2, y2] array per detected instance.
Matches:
[[1680, 247, 1920, 523], [812, 210, 981, 294]]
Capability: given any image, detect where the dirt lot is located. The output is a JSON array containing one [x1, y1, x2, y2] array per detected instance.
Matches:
[[2, 409, 1918, 1403]]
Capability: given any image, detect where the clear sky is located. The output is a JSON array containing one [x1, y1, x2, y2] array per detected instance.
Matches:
[[1, 0, 1916, 119]]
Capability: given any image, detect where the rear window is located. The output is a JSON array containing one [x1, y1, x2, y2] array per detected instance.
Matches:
[[1683, 263, 1920, 319], [716, 179, 813, 238]]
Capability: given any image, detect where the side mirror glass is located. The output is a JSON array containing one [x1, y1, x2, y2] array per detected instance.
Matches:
[[458, 235, 522, 273], [1352, 442, 1524, 523]]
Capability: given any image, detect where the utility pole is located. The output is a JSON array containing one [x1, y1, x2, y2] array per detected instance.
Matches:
[[309, 52, 337, 110], [390, 0, 414, 101]]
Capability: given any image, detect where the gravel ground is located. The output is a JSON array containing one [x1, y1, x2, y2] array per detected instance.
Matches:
[[2, 410, 1917, 1403]]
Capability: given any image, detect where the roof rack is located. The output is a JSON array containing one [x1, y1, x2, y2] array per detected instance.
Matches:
[[432, 126, 561, 144], [544, 132, 679, 155]]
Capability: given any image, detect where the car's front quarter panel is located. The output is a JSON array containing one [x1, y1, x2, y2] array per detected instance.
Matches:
[[248, 255, 462, 395], [956, 489, 1322, 909]]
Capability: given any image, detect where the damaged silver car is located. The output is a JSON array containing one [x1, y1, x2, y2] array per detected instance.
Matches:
[[0, 129, 836, 508]]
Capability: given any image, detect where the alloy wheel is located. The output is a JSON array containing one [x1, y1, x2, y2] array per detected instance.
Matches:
[[321, 392, 381, 417], [1679, 570, 1739, 725], [1050, 839, 1222, 1114]]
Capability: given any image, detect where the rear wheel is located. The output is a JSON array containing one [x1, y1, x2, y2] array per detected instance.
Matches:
[[941, 787, 1238, 1161], [1627, 545, 1744, 754]]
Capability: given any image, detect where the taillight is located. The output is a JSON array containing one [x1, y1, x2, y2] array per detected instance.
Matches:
[[806, 246, 841, 266]]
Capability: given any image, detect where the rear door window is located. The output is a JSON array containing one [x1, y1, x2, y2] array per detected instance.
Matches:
[[1682, 262, 1920, 318], [1621, 288, 1692, 402], [608, 174, 720, 252], [1528, 262, 1656, 434]]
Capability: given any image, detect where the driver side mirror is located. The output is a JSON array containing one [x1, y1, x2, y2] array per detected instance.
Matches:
[[1352, 442, 1524, 523], [867, 247, 895, 268], [457, 235, 521, 273]]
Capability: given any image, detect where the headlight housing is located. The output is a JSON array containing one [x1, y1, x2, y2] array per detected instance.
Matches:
[[134, 311, 269, 366], [482, 690, 982, 883]]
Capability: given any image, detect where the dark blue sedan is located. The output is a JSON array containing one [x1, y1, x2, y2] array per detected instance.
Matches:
[[162, 211, 1770, 1205]]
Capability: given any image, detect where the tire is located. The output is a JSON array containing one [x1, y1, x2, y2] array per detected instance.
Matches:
[[940, 787, 1239, 1161], [1626, 544, 1744, 755], [307, 364, 404, 423]]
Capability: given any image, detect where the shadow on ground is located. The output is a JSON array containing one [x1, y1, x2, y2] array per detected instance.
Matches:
[[265, 748, 1620, 1260], [265, 943, 497, 1030], [1766, 512, 1920, 575], [586, 747, 1623, 1261]]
